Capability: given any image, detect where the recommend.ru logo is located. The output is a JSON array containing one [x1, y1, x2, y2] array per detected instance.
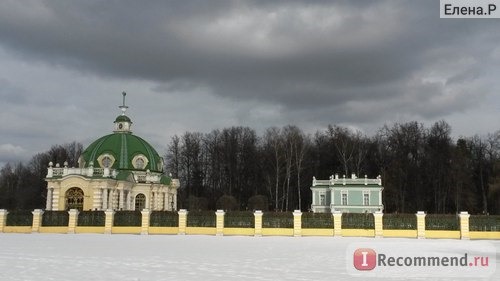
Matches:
[[347, 241, 495, 278], [353, 248, 376, 270]]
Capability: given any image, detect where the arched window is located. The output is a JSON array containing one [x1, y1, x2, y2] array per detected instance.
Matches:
[[132, 155, 148, 170], [98, 154, 115, 169], [135, 158, 145, 169], [135, 193, 146, 211], [66, 187, 84, 210], [102, 156, 112, 168]]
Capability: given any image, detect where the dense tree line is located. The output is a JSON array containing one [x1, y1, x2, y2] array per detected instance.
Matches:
[[0, 142, 82, 210], [1, 122, 500, 214], [166, 122, 500, 214]]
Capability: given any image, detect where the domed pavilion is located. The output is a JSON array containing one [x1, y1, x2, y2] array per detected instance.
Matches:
[[45, 92, 179, 211]]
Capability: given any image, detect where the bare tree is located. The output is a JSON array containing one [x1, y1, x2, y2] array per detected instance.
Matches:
[[327, 125, 356, 176], [263, 127, 283, 210], [165, 135, 181, 178]]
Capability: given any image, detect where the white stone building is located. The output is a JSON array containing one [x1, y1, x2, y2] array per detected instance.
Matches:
[[45, 93, 179, 211]]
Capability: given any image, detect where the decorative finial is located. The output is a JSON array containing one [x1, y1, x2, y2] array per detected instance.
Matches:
[[119, 91, 129, 115]]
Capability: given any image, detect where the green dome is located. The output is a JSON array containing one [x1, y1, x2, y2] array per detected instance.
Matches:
[[115, 115, 132, 123], [81, 132, 163, 172]]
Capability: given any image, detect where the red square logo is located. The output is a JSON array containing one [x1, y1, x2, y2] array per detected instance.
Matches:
[[353, 248, 376, 270]]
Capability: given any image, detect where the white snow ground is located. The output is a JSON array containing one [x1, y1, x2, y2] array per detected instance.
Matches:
[[0, 234, 498, 281]]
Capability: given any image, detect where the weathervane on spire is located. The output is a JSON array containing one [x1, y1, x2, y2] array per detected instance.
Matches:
[[119, 91, 129, 115]]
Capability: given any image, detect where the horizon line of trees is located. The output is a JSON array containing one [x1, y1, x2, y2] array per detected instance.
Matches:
[[1, 120, 500, 214], [166, 120, 500, 214]]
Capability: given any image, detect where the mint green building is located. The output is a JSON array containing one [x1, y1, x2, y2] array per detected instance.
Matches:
[[310, 174, 384, 213]]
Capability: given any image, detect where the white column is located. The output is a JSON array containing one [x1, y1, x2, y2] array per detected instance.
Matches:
[[151, 191, 155, 210], [112, 190, 119, 210], [145, 191, 150, 209], [109, 190, 113, 210], [51, 188, 60, 210], [330, 188, 335, 207], [46, 188, 53, 210], [126, 191, 132, 210], [152, 191, 157, 210], [379, 189, 382, 206], [159, 191, 164, 210], [93, 188, 102, 210], [129, 192, 134, 210], [156, 191, 160, 210], [119, 189, 125, 210], [173, 192, 177, 210], [102, 188, 108, 210], [164, 192, 168, 211]]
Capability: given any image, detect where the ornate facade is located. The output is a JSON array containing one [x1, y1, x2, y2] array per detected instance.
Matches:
[[310, 174, 383, 213], [45, 93, 179, 211]]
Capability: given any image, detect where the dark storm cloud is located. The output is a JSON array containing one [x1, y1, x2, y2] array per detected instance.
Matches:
[[0, 0, 498, 127]]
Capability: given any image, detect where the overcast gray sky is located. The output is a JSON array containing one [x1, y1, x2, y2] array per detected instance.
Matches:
[[1, 0, 500, 167]]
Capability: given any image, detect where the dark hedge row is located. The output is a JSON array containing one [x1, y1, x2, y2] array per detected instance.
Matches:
[[78, 211, 105, 226], [342, 213, 374, 229], [425, 214, 459, 230], [301, 212, 334, 229], [469, 215, 500, 231], [224, 211, 254, 228], [262, 212, 293, 228], [113, 211, 141, 226], [6, 210, 33, 226], [383, 214, 417, 230], [187, 211, 216, 227], [42, 211, 69, 226], [150, 211, 178, 227]]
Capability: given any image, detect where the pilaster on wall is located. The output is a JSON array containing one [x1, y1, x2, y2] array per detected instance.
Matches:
[[215, 210, 225, 236], [51, 189, 60, 211], [459, 211, 470, 240], [293, 210, 302, 237], [254, 210, 263, 237], [92, 188, 103, 210], [104, 209, 114, 234], [178, 209, 188, 235], [373, 211, 383, 238], [416, 211, 426, 239], [32, 209, 44, 233], [141, 209, 150, 235], [332, 211, 342, 236], [0, 209, 7, 233], [68, 209, 79, 234]]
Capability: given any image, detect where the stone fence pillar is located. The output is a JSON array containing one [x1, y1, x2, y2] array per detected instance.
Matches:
[[141, 209, 150, 235], [373, 211, 383, 238], [332, 211, 342, 237], [104, 209, 114, 234], [0, 209, 7, 233], [254, 210, 263, 237], [216, 210, 225, 236], [459, 211, 470, 240], [416, 211, 426, 239], [68, 209, 79, 234], [178, 209, 188, 235], [32, 209, 44, 233], [293, 210, 302, 237]]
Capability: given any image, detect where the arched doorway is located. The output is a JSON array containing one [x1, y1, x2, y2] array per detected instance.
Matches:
[[66, 187, 84, 210], [135, 193, 146, 211]]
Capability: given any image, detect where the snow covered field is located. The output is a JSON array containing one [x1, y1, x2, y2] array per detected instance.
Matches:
[[0, 234, 498, 281]]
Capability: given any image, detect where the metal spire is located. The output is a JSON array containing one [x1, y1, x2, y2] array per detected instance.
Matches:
[[119, 91, 129, 115]]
